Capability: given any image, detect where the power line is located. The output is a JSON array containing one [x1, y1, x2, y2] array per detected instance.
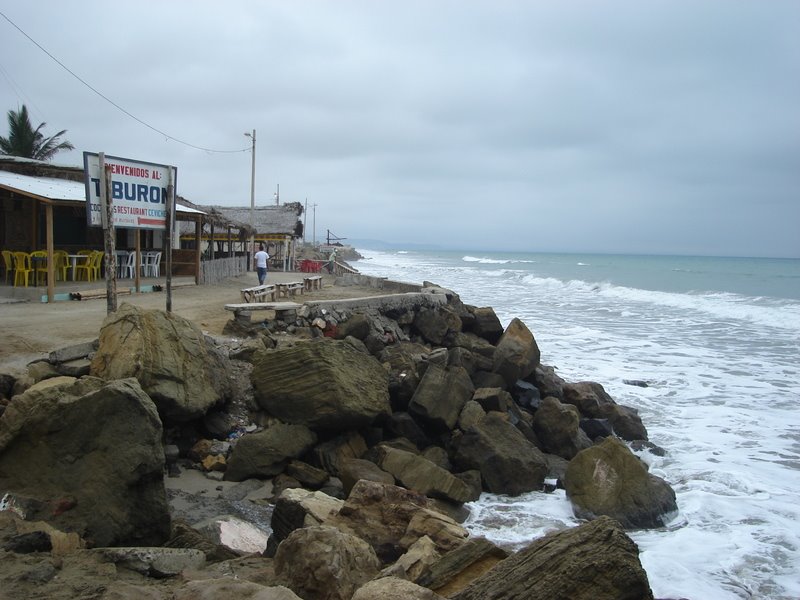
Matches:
[[0, 10, 250, 155]]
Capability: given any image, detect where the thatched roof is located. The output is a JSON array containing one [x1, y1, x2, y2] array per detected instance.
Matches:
[[211, 202, 303, 237]]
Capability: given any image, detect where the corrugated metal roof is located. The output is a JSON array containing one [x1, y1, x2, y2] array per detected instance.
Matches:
[[0, 171, 204, 215]]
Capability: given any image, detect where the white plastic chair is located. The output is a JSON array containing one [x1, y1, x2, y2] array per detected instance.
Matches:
[[120, 252, 137, 278], [139, 252, 151, 277], [149, 252, 162, 277]]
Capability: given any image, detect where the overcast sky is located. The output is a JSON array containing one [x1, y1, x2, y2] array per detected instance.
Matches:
[[1, 1, 798, 257]]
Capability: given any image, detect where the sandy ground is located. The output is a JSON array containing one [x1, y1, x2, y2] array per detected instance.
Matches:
[[0, 271, 383, 377]]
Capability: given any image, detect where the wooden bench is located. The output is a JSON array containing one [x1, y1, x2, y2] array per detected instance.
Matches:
[[240, 284, 276, 303], [224, 301, 301, 323], [276, 281, 305, 298], [303, 275, 323, 292]]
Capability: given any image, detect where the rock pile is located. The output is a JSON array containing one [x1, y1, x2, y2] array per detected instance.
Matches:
[[0, 284, 676, 599]]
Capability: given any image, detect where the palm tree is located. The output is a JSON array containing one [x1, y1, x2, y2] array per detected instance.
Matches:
[[0, 105, 74, 161]]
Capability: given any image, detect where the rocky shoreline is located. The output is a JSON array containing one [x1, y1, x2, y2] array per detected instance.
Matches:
[[0, 280, 678, 599]]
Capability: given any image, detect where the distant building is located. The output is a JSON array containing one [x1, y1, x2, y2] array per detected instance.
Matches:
[[181, 203, 304, 271]]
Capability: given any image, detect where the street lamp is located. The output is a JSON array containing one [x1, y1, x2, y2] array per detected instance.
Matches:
[[244, 130, 256, 259]]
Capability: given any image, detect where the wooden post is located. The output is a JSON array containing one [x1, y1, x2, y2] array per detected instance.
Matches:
[[98, 154, 117, 314], [165, 168, 174, 312], [45, 204, 54, 303], [194, 218, 202, 284], [134, 231, 141, 292]]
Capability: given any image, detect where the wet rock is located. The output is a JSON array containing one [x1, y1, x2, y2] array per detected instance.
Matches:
[[450, 412, 548, 495], [451, 516, 653, 600], [532, 396, 593, 460], [563, 381, 648, 441], [564, 436, 678, 529], [492, 318, 540, 387]]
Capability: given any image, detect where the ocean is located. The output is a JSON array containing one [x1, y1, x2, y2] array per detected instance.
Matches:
[[352, 249, 800, 600]]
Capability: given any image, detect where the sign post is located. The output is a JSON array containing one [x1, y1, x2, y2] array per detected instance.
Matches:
[[98, 153, 117, 314], [84, 152, 177, 312]]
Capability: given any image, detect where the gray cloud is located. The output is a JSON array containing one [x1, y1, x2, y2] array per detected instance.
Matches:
[[1, 0, 798, 257]]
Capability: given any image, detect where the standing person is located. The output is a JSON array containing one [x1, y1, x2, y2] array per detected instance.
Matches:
[[327, 248, 337, 274], [254, 243, 270, 285]]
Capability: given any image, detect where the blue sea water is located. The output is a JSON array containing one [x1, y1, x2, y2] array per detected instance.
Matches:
[[353, 249, 800, 600]]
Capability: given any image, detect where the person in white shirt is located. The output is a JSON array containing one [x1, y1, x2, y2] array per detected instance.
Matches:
[[254, 244, 270, 285]]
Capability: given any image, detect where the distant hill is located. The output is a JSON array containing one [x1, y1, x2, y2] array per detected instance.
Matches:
[[348, 239, 443, 252]]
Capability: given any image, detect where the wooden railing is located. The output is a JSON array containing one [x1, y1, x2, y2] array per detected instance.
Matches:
[[332, 260, 359, 276]]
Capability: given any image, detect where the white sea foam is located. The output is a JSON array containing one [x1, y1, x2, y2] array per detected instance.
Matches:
[[355, 249, 800, 599]]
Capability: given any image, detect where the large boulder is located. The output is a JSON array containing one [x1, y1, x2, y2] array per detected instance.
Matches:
[[379, 342, 431, 411], [451, 516, 653, 600], [90, 303, 231, 423], [225, 422, 317, 482], [251, 339, 391, 432], [328, 480, 467, 563], [311, 431, 368, 477], [174, 580, 302, 599], [352, 576, 446, 600], [492, 318, 540, 386], [0, 377, 169, 547], [448, 334, 496, 368], [532, 396, 593, 460], [417, 537, 509, 596], [375, 446, 474, 503], [265, 488, 345, 557], [450, 411, 548, 495], [413, 306, 462, 346], [532, 363, 566, 400], [465, 306, 504, 344], [564, 436, 678, 529], [562, 381, 648, 441], [339, 458, 395, 496], [408, 364, 474, 432], [274, 525, 381, 600]]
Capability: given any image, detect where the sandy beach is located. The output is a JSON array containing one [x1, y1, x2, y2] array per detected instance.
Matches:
[[0, 270, 384, 377]]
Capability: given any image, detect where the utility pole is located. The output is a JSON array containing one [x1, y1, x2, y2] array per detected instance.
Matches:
[[245, 129, 256, 260], [311, 203, 318, 247]]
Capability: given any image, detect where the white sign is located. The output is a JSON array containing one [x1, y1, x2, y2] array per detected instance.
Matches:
[[83, 152, 176, 230]]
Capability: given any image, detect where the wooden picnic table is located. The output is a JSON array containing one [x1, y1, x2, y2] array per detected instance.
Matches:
[[303, 275, 323, 292], [240, 284, 276, 303]]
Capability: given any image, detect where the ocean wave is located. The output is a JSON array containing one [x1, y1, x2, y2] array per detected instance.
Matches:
[[462, 255, 535, 265], [519, 275, 800, 332]]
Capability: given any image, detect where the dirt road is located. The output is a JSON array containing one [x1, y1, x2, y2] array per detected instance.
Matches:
[[0, 272, 381, 376]]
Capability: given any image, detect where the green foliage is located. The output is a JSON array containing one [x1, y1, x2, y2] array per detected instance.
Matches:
[[0, 104, 74, 161]]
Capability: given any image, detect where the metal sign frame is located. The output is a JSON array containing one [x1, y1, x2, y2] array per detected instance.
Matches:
[[83, 152, 177, 230]]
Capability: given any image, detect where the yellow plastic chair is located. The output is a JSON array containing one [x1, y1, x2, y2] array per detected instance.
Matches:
[[54, 250, 69, 281], [12, 251, 33, 287], [30, 250, 49, 285], [90, 251, 104, 280], [74, 252, 95, 282], [1, 250, 14, 284]]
